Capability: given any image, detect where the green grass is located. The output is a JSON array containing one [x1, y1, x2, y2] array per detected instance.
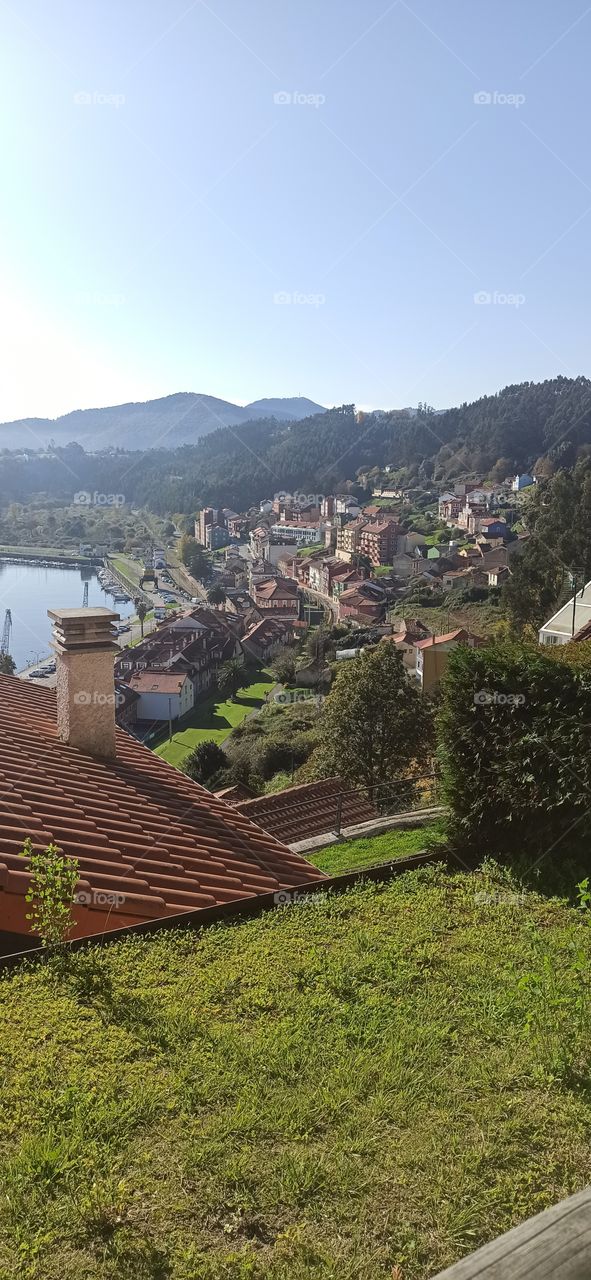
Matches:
[[308, 821, 444, 874], [2, 865, 591, 1278], [399, 602, 505, 641], [0, 544, 87, 558], [155, 671, 276, 766]]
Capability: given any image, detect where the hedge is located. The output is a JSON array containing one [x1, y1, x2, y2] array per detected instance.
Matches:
[[438, 642, 591, 889]]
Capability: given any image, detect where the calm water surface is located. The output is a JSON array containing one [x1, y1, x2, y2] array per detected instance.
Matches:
[[0, 562, 134, 670]]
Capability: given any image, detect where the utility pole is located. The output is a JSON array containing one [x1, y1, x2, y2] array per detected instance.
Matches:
[[168, 697, 173, 742], [571, 574, 578, 637]]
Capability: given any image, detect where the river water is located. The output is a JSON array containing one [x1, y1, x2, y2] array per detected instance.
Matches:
[[0, 562, 135, 671]]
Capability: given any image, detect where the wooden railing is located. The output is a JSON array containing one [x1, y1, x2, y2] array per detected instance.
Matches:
[[430, 1187, 591, 1278]]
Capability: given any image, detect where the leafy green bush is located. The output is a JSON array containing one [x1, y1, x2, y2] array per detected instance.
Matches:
[[439, 642, 591, 889]]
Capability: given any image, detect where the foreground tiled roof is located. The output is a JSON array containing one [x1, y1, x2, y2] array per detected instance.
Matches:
[[0, 675, 326, 941], [232, 778, 378, 845]]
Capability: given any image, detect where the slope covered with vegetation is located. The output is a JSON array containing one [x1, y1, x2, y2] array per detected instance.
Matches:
[[2, 376, 591, 516], [2, 864, 591, 1280]]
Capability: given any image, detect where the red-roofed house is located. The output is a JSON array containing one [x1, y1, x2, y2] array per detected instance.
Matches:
[[0, 608, 325, 952], [414, 628, 486, 691]]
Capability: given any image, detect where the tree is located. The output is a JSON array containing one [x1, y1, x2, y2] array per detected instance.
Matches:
[[20, 837, 79, 950], [207, 583, 226, 606], [217, 658, 244, 701], [182, 740, 228, 785], [0, 653, 16, 675], [307, 643, 434, 795], [179, 534, 212, 582], [135, 598, 148, 637], [271, 649, 297, 685]]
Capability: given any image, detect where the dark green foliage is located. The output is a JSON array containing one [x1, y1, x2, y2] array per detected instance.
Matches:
[[504, 461, 591, 631], [307, 643, 434, 794], [5, 377, 591, 517], [439, 643, 591, 886], [181, 740, 228, 785], [221, 703, 321, 791]]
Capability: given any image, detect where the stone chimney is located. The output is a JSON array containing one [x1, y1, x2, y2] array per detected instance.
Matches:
[[48, 607, 120, 759]]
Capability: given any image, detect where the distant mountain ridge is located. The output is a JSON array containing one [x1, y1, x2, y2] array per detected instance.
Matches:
[[0, 393, 327, 451]]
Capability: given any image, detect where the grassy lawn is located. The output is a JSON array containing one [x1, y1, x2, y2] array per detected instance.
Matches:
[[308, 821, 445, 874], [2, 865, 591, 1278], [155, 671, 275, 767], [398, 602, 505, 641], [0, 544, 84, 558], [111, 555, 143, 588]]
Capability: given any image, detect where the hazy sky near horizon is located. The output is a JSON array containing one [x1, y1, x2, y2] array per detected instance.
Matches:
[[1, 0, 589, 422]]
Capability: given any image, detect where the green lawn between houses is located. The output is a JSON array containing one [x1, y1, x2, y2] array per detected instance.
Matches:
[[2, 863, 591, 1279], [154, 670, 276, 767]]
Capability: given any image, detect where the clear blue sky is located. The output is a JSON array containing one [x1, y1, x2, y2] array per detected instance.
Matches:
[[0, 0, 589, 421]]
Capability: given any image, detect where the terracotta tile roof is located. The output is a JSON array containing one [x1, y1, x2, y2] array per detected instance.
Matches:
[[0, 675, 326, 941], [129, 673, 190, 694], [232, 778, 378, 844]]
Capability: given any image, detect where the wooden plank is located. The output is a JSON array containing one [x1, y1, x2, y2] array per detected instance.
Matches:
[[431, 1187, 591, 1278]]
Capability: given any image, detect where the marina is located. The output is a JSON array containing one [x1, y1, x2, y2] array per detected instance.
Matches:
[[0, 562, 135, 672]]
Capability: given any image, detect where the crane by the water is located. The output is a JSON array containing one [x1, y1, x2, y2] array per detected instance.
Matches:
[[1, 609, 12, 656]]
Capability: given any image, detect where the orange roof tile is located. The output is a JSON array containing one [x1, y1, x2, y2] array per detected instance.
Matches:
[[233, 778, 377, 844], [0, 675, 326, 942]]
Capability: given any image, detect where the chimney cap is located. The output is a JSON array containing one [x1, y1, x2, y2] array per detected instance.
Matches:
[[49, 606, 120, 653]]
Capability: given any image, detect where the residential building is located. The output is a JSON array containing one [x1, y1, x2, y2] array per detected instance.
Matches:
[[129, 670, 194, 721], [269, 521, 325, 545], [253, 576, 300, 616], [0, 608, 325, 945], [359, 518, 400, 567], [414, 628, 485, 691], [241, 616, 294, 662], [539, 581, 591, 645], [512, 473, 534, 491], [196, 507, 219, 545], [338, 581, 387, 623], [336, 517, 367, 559]]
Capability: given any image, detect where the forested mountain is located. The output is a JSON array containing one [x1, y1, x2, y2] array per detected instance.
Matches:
[[2, 377, 591, 515], [0, 393, 327, 451]]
